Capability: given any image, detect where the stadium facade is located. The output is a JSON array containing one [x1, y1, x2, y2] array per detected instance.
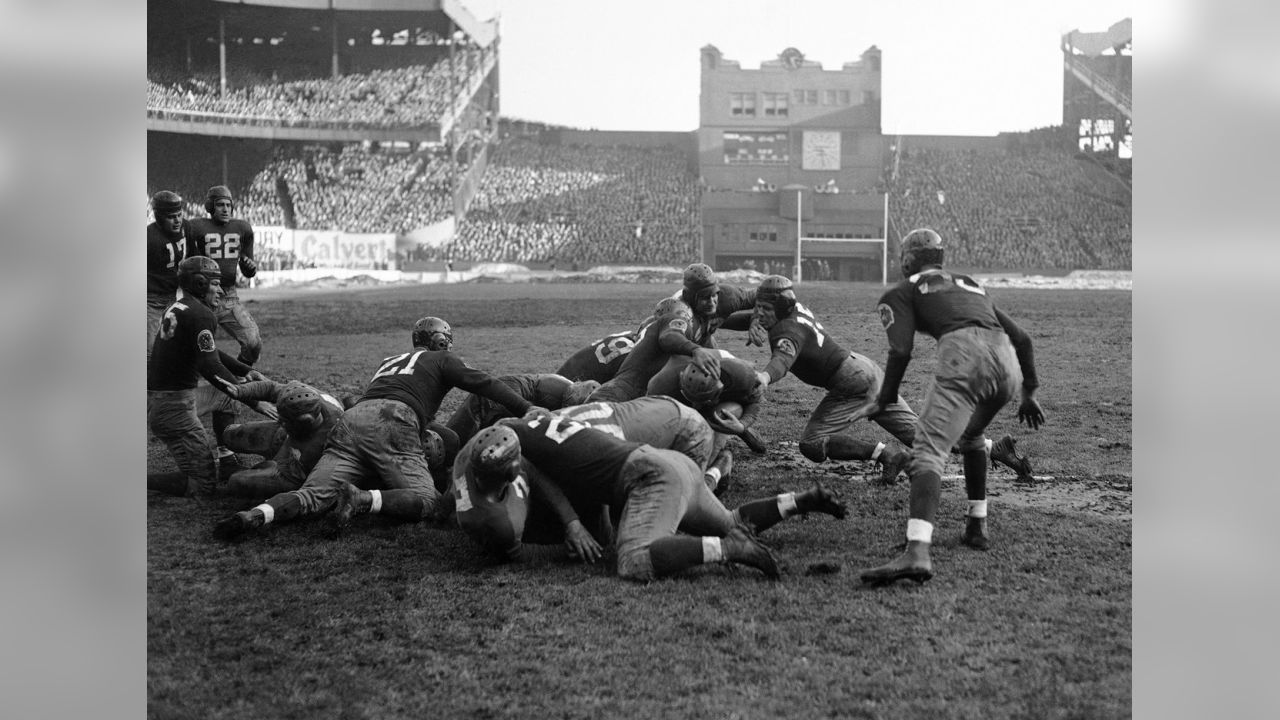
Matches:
[[697, 45, 889, 282]]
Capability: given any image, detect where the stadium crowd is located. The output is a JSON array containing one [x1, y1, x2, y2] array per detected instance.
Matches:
[[428, 138, 701, 267], [147, 47, 489, 130], [887, 145, 1131, 270]]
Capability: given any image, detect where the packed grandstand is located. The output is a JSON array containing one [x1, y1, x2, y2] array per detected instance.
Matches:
[[147, 1, 1131, 275]]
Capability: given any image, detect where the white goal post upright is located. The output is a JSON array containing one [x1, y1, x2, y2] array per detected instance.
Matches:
[[795, 191, 889, 285]]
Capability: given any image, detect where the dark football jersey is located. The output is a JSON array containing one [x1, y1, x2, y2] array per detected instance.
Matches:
[[875, 269, 1003, 344], [147, 293, 220, 391], [604, 313, 697, 392], [763, 302, 849, 387], [187, 217, 255, 287], [147, 222, 187, 297], [556, 328, 643, 382], [359, 350, 531, 431], [502, 414, 641, 507]]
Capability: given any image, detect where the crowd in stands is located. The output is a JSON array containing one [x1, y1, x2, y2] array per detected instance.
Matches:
[[420, 138, 701, 267], [887, 144, 1131, 270], [147, 46, 489, 129]]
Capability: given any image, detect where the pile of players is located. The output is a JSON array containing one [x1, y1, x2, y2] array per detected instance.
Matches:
[[147, 186, 1044, 587]]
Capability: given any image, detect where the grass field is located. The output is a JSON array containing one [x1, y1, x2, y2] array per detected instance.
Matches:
[[147, 280, 1131, 719]]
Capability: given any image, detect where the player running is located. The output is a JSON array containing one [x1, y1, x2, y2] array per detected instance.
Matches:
[[858, 229, 1045, 587]]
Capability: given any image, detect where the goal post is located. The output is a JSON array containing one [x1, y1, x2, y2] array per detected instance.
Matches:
[[794, 191, 889, 285]]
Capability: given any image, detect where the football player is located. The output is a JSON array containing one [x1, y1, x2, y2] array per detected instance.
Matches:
[[750, 274, 921, 483], [667, 263, 765, 349], [187, 186, 263, 465], [444, 372, 593, 446], [213, 316, 548, 541], [555, 326, 645, 384], [587, 298, 719, 403], [859, 229, 1045, 587], [147, 191, 188, 362], [457, 418, 847, 579], [218, 380, 346, 499], [147, 256, 271, 498], [187, 185, 261, 366], [645, 353, 770, 494]]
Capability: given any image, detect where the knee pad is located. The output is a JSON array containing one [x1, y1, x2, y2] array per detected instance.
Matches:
[[798, 436, 829, 463]]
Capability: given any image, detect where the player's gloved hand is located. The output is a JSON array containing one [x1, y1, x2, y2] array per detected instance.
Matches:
[[238, 255, 258, 278], [708, 407, 746, 435], [563, 519, 603, 564], [1017, 389, 1045, 430], [243, 369, 269, 383], [746, 317, 768, 347], [691, 347, 721, 378]]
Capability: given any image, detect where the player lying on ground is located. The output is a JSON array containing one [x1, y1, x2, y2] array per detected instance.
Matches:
[[459, 415, 845, 581], [219, 380, 347, 499], [213, 316, 549, 541]]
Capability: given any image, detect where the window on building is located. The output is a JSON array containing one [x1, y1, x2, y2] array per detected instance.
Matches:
[[838, 90, 851, 105], [793, 89, 806, 105], [749, 225, 779, 242], [730, 92, 756, 116], [823, 89, 838, 105], [763, 92, 789, 116], [806, 89, 818, 105]]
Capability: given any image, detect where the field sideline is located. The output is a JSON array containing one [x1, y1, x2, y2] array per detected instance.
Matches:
[[147, 280, 1132, 719]]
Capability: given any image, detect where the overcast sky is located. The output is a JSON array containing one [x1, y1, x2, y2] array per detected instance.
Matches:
[[468, 0, 1135, 136]]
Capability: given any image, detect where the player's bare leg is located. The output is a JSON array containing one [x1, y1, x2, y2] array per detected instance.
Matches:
[[733, 481, 847, 534], [860, 467, 939, 586]]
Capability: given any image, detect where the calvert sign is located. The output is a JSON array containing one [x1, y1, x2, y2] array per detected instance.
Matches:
[[255, 226, 396, 269]]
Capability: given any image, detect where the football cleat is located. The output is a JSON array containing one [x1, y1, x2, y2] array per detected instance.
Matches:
[[800, 481, 847, 520], [877, 448, 910, 485], [739, 426, 768, 455], [961, 516, 990, 551], [859, 543, 934, 587], [213, 510, 263, 541], [989, 435, 1034, 482], [721, 523, 781, 579], [325, 482, 364, 539]]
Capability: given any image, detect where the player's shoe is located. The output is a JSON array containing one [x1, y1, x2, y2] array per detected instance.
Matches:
[[859, 541, 934, 587], [721, 523, 781, 579], [877, 448, 910, 485], [739, 426, 768, 455], [213, 510, 263, 541], [961, 516, 990, 551], [990, 435, 1034, 482], [799, 481, 847, 520], [325, 482, 364, 539]]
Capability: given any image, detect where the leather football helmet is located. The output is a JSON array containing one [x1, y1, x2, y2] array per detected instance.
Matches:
[[756, 275, 797, 319], [679, 362, 724, 408], [900, 228, 945, 276], [205, 185, 234, 218], [411, 316, 453, 350], [176, 256, 222, 298], [470, 425, 522, 495]]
